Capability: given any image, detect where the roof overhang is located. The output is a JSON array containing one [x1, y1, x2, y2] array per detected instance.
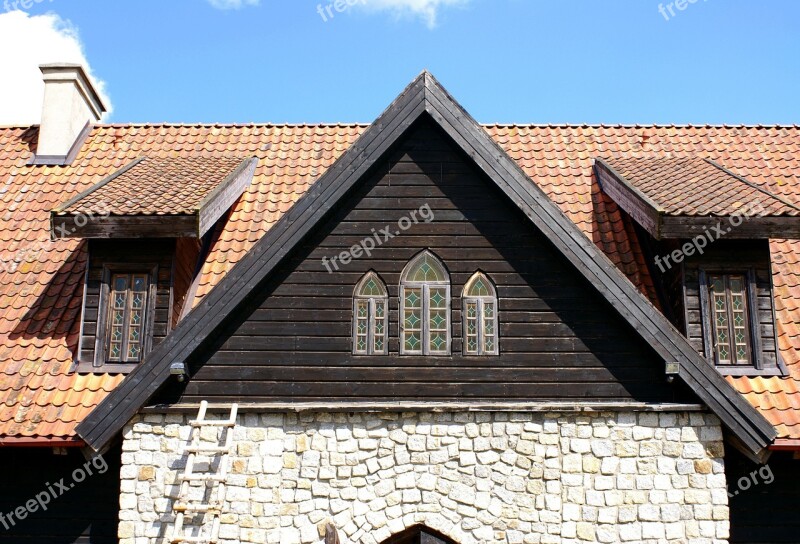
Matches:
[[76, 71, 777, 460], [595, 157, 800, 240], [50, 156, 258, 238]]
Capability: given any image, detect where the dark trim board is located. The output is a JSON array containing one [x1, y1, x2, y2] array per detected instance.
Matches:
[[76, 71, 776, 458]]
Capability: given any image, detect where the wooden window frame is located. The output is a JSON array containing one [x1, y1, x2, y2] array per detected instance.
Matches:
[[399, 251, 451, 356], [462, 272, 499, 356], [699, 268, 763, 373], [91, 264, 158, 371], [352, 271, 389, 356]]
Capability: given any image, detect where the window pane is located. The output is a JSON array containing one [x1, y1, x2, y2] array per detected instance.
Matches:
[[709, 275, 732, 364], [465, 301, 478, 354], [407, 254, 446, 283], [428, 287, 448, 352], [483, 302, 496, 354], [729, 276, 750, 365], [355, 300, 369, 353], [403, 288, 423, 352], [358, 274, 386, 297], [106, 272, 149, 363], [373, 300, 386, 353], [466, 275, 491, 297]]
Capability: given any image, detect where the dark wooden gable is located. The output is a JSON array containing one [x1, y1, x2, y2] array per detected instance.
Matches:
[[168, 118, 685, 404], [78, 71, 774, 458]]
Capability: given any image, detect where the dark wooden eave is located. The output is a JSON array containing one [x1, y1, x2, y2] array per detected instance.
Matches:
[[50, 157, 258, 239], [76, 71, 776, 458], [595, 158, 800, 240]]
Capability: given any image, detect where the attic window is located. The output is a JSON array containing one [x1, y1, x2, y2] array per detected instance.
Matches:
[[705, 273, 752, 366], [107, 273, 150, 363], [353, 272, 388, 355], [695, 261, 786, 377], [89, 264, 158, 370], [400, 251, 451, 355], [462, 272, 499, 356]]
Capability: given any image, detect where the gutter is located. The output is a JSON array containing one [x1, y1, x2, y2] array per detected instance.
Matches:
[[769, 439, 800, 451], [0, 437, 85, 447]]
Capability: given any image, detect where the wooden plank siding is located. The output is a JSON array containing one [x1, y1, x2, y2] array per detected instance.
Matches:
[[727, 448, 800, 544], [171, 120, 688, 405], [0, 445, 121, 543], [78, 239, 175, 369], [681, 240, 784, 376]]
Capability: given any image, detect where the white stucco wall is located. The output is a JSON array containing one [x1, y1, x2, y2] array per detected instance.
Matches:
[[119, 410, 729, 544]]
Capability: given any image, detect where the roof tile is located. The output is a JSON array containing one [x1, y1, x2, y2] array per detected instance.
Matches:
[[1, 123, 800, 439]]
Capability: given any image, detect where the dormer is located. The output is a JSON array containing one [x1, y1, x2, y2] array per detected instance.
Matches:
[[596, 155, 800, 377], [51, 155, 257, 373]]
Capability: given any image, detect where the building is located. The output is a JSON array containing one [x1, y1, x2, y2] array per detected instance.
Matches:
[[1, 66, 799, 543]]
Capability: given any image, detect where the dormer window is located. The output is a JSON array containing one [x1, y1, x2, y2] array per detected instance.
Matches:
[[684, 241, 787, 377], [107, 273, 151, 363], [705, 273, 752, 366], [93, 264, 158, 369]]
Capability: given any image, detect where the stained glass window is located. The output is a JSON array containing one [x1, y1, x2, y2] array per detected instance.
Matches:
[[106, 273, 150, 363], [462, 272, 499, 355], [353, 272, 388, 355], [708, 273, 751, 366], [400, 251, 450, 355]]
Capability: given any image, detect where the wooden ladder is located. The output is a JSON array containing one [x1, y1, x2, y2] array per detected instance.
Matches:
[[170, 401, 238, 544]]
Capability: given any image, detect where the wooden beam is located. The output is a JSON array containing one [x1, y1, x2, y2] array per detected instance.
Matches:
[[594, 158, 664, 238], [198, 157, 258, 237], [52, 214, 199, 238], [660, 215, 800, 239]]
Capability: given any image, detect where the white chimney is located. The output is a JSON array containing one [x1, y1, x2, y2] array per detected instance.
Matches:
[[35, 64, 107, 165]]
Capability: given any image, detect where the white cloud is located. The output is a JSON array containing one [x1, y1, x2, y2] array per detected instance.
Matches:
[[206, 0, 259, 9], [355, 0, 468, 28], [0, 10, 111, 125]]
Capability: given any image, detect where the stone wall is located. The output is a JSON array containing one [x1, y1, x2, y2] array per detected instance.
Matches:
[[119, 410, 729, 544]]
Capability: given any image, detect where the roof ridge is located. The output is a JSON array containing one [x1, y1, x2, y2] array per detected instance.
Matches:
[[3, 123, 800, 130]]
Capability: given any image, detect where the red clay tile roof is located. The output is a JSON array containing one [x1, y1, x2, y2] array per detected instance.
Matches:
[[54, 156, 250, 216], [600, 155, 800, 217], [1, 123, 800, 441]]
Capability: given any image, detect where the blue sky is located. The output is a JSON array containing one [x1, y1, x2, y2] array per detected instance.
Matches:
[[7, 0, 800, 124]]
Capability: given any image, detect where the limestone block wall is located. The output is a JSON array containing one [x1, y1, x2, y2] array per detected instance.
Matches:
[[119, 410, 729, 544]]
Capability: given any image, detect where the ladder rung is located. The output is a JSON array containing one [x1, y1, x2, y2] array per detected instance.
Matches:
[[179, 474, 227, 482], [171, 536, 217, 544], [174, 502, 222, 514], [189, 420, 235, 428], [184, 445, 231, 454]]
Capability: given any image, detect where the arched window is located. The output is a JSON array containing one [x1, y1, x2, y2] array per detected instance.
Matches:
[[462, 272, 498, 355], [353, 271, 388, 355], [400, 251, 450, 355]]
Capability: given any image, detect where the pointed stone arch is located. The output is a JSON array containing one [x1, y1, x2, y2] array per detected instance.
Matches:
[[379, 524, 459, 544]]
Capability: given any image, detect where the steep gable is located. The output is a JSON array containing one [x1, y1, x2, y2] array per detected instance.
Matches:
[[76, 72, 775, 458], [165, 117, 685, 405]]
